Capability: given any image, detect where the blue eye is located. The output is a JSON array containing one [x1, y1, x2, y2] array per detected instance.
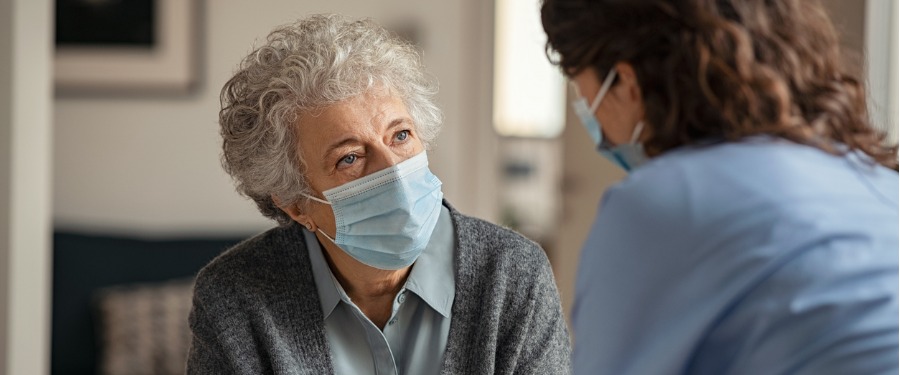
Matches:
[[395, 130, 410, 142], [339, 154, 357, 165]]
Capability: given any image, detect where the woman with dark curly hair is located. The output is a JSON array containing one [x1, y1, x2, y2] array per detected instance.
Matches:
[[541, 0, 898, 373]]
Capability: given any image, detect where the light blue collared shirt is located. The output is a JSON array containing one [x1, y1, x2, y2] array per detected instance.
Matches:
[[305, 205, 456, 375], [574, 138, 898, 374]]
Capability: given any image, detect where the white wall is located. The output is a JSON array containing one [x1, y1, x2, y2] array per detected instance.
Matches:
[[0, 0, 53, 373], [0, 1, 11, 368], [822, 0, 867, 76], [54, 0, 498, 237], [865, 0, 900, 144]]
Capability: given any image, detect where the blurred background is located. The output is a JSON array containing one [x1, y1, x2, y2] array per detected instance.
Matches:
[[0, 0, 896, 374]]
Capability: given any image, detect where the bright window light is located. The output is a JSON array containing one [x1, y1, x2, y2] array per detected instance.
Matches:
[[493, 0, 566, 138]]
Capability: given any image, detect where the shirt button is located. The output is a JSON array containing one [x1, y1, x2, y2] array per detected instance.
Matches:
[[389, 318, 397, 325], [398, 292, 407, 304]]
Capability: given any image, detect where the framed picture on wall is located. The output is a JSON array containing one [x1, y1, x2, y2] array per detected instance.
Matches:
[[54, 0, 198, 94]]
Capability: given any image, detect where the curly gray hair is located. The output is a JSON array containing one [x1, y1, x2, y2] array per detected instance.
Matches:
[[219, 14, 442, 225]]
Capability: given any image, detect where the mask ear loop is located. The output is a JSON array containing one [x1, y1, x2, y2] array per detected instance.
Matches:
[[302, 193, 331, 205], [298, 192, 336, 241], [317, 229, 336, 243], [590, 68, 619, 112], [629, 121, 645, 144]]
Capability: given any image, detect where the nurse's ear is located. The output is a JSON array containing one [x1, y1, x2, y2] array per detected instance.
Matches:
[[612, 63, 643, 105], [612, 62, 646, 131], [272, 195, 316, 231]]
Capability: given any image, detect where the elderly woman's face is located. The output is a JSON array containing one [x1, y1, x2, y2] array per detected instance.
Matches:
[[293, 90, 425, 233]]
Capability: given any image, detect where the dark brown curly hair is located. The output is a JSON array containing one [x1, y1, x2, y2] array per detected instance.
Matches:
[[542, 0, 898, 169]]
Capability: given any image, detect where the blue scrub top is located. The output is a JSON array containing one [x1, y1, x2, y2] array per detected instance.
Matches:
[[574, 137, 898, 374]]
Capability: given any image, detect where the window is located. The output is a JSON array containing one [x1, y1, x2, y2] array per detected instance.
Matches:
[[493, 0, 566, 138]]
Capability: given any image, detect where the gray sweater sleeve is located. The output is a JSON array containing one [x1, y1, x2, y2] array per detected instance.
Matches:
[[442, 212, 572, 374], [185, 227, 333, 375], [513, 251, 572, 374], [186, 293, 241, 374], [186, 267, 267, 374]]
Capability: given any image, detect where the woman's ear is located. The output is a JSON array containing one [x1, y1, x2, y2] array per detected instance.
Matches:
[[272, 195, 316, 231], [613, 61, 646, 123], [613, 62, 642, 102]]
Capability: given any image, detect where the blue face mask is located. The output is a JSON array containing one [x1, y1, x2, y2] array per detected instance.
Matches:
[[571, 68, 648, 172], [598, 122, 647, 172], [303, 151, 443, 270]]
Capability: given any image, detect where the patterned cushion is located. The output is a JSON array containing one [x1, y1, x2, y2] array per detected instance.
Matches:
[[94, 279, 194, 375]]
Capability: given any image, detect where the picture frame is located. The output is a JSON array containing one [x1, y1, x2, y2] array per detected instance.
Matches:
[[54, 0, 198, 94]]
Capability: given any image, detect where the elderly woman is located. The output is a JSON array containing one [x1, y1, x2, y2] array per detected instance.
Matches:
[[187, 14, 570, 374]]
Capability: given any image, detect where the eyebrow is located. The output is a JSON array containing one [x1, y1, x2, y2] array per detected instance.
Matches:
[[323, 137, 359, 161], [388, 116, 413, 128]]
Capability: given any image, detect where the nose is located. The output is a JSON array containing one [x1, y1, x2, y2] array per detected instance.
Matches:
[[367, 144, 405, 174]]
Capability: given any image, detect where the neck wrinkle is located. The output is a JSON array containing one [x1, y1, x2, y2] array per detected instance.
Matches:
[[316, 232, 411, 301]]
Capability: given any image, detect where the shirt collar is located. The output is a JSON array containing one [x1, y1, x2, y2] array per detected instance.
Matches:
[[304, 228, 343, 318], [403, 205, 456, 317], [304, 205, 456, 318]]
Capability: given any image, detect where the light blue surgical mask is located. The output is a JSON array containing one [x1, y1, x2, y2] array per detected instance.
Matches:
[[598, 121, 647, 172], [303, 151, 443, 270], [571, 68, 648, 172]]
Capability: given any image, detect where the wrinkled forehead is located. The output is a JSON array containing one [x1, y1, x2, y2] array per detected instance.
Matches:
[[295, 89, 411, 149]]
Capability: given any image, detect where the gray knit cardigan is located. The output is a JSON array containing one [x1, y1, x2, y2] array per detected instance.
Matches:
[[186, 204, 572, 374]]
